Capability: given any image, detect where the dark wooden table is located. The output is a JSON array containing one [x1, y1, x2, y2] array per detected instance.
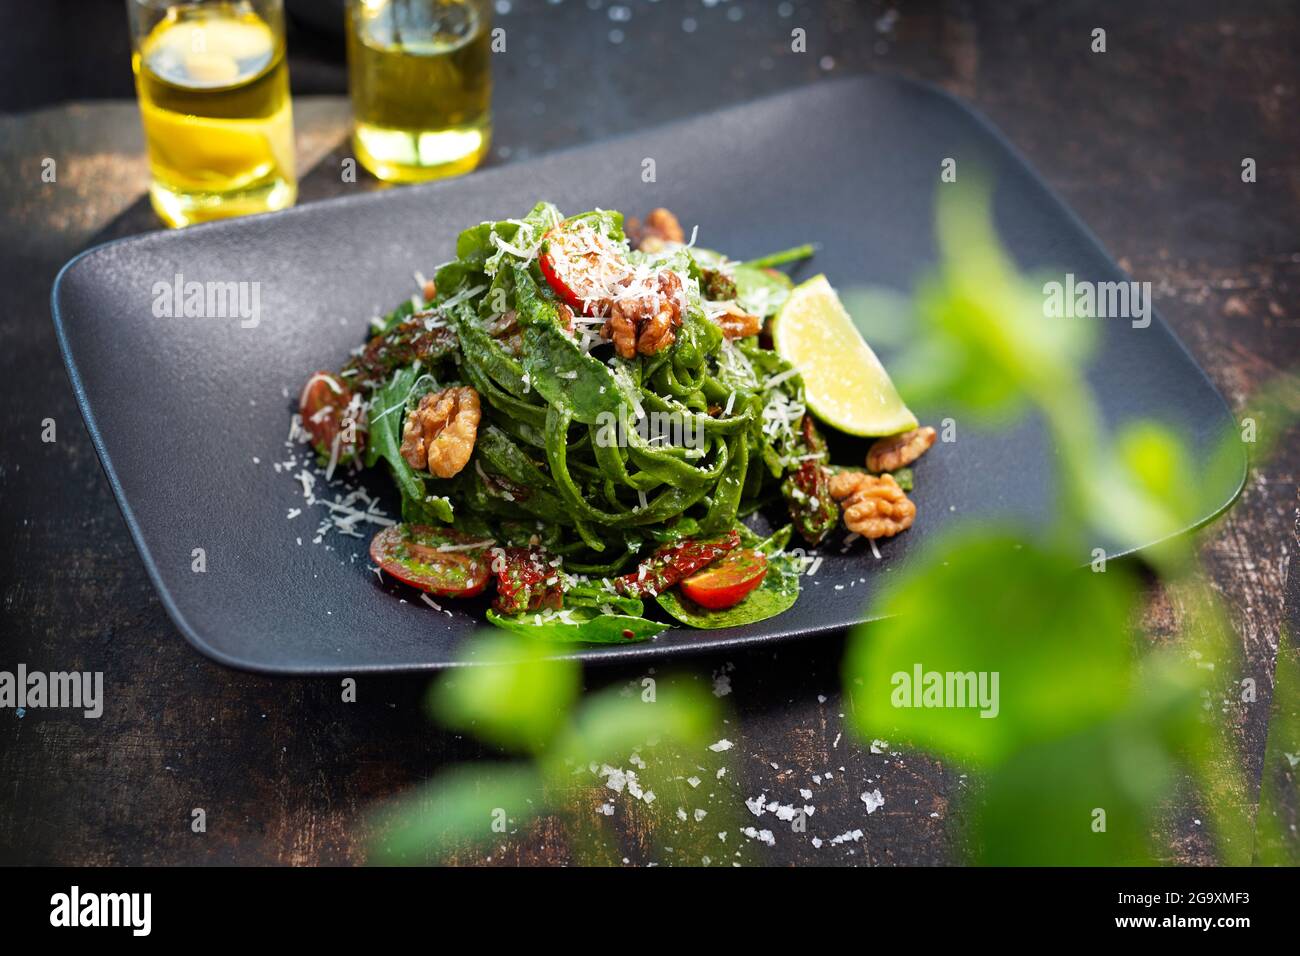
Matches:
[[1, 0, 1296, 866]]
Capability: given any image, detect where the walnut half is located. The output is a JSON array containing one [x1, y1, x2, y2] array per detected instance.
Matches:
[[626, 207, 685, 253], [400, 386, 481, 478], [866, 426, 936, 473], [828, 471, 916, 539], [715, 301, 761, 339], [600, 270, 684, 359]]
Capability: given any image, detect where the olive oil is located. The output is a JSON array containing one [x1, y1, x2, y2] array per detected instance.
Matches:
[[133, 3, 295, 227], [347, 0, 493, 183]]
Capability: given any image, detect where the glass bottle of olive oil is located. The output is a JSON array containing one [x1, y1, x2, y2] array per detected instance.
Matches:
[[129, 0, 296, 227], [346, 0, 493, 183]]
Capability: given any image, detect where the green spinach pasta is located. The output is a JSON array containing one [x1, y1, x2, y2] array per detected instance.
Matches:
[[296, 202, 931, 642]]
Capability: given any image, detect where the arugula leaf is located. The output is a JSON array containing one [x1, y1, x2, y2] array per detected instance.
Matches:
[[735, 522, 793, 555], [487, 607, 667, 644], [364, 367, 428, 507], [403, 494, 454, 524]]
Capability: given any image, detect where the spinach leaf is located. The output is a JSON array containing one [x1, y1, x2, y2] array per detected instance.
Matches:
[[655, 553, 801, 629], [487, 607, 668, 644], [474, 425, 571, 518], [563, 585, 644, 617], [733, 263, 791, 318], [456, 219, 519, 269], [433, 259, 479, 300]]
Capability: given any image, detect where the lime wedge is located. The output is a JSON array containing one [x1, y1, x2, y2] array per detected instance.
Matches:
[[771, 274, 918, 437]]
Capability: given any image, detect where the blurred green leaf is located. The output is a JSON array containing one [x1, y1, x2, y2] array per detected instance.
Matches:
[[839, 180, 1294, 868], [367, 763, 543, 865], [1238, 372, 1300, 465], [844, 530, 1139, 765], [428, 632, 580, 753], [973, 719, 1170, 865], [1255, 629, 1300, 865], [550, 677, 719, 771], [893, 178, 1096, 421], [1116, 421, 1186, 508], [838, 285, 913, 349], [544, 676, 733, 864], [1110, 420, 1198, 570], [1200, 423, 1250, 521], [1187, 372, 1297, 533]]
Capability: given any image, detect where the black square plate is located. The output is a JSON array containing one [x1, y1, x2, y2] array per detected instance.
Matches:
[[52, 77, 1243, 672]]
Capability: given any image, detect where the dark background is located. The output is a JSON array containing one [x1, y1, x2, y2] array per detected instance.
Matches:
[[1, 0, 1297, 865]]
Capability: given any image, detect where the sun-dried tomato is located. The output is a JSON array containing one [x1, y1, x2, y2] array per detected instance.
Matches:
[[612, 529, 741, 597], [343, 317, 457, 391], [491, 546, 565, 616], [782, 415, 838, 546]]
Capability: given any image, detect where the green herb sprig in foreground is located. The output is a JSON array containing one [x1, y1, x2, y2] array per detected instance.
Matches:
[[843, 177, 1293, 864], [366, 635, 741, 865]]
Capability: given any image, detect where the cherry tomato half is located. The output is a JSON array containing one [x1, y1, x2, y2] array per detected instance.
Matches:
[[369, 524, 491, 598], [299, 370, 364, 460], [679, 548, 768, 610], [538, 219, 626, 316]]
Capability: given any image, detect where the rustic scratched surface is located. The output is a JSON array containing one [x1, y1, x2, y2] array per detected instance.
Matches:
[[1, 0, 1296, 866]]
